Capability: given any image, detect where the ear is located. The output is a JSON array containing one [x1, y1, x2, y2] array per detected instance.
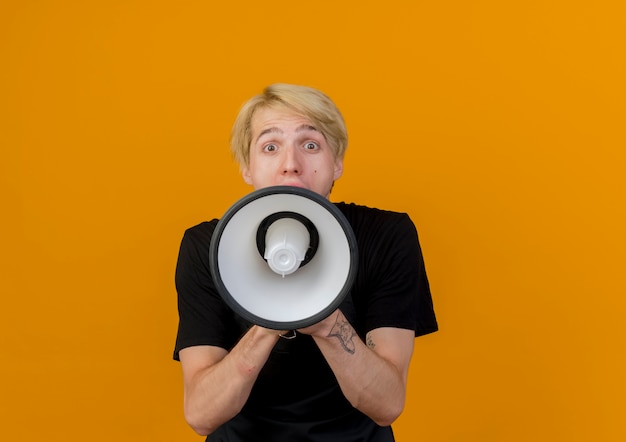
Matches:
[[242, 166, 253, 185], [333, 158, 344, 180]]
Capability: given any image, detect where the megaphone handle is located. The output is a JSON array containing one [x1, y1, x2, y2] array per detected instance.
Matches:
[[278, 330, 297, 340]]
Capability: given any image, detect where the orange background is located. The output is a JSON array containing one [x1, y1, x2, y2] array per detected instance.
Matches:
[[1, 1, 625, 441]]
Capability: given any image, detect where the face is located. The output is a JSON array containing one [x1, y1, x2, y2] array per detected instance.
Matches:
[[242, 106, 343, 198]]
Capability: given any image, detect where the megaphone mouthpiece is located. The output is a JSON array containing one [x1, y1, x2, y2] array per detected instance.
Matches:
[[256, 211, 320, 274], [263, 217, 310, 277]]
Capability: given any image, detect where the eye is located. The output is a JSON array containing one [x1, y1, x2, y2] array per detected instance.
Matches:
[[304, 141, 319, 150], [263, 143, 278, 152]]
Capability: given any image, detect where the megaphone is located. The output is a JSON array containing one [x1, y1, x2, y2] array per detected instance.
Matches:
[[209, 186, 358, 330]]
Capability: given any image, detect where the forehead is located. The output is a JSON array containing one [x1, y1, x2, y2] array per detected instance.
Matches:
[[251, 105, 316, 132]]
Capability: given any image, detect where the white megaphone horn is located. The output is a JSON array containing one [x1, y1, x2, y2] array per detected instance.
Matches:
[[209, 186, 358, 330]]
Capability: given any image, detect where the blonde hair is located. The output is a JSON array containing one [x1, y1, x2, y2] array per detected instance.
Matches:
[[230, 84, 348, 168]]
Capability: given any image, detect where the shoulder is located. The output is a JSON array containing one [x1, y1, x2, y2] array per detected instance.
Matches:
[[176, 220, 220, 267], [182, 219, 218, 247], [333, 202, 416, 236], [182, 220, 219, 244], [334, 201, 412, 221]]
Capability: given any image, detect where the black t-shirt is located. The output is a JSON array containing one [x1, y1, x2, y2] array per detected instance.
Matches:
[[174, 202, 438, 442]]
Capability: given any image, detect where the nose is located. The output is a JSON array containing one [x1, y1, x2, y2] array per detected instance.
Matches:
[[281, 147, 302, 175]]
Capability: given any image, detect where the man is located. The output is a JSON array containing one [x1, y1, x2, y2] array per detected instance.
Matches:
[[174, 83, 438, 441]]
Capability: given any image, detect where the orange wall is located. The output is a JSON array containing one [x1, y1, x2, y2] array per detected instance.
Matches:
[[2, 1, 624, 441]]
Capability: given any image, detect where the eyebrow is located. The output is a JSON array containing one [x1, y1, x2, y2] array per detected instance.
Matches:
[[255, 124, 320, 143]]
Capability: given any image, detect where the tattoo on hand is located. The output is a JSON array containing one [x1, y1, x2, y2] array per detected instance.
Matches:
[[328, 312, 356, 354], [366, 334, 375, 349]]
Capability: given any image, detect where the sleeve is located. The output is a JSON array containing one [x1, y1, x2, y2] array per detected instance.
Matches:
[[364, 213, 438, 337], [173, 221, 241, 360]]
